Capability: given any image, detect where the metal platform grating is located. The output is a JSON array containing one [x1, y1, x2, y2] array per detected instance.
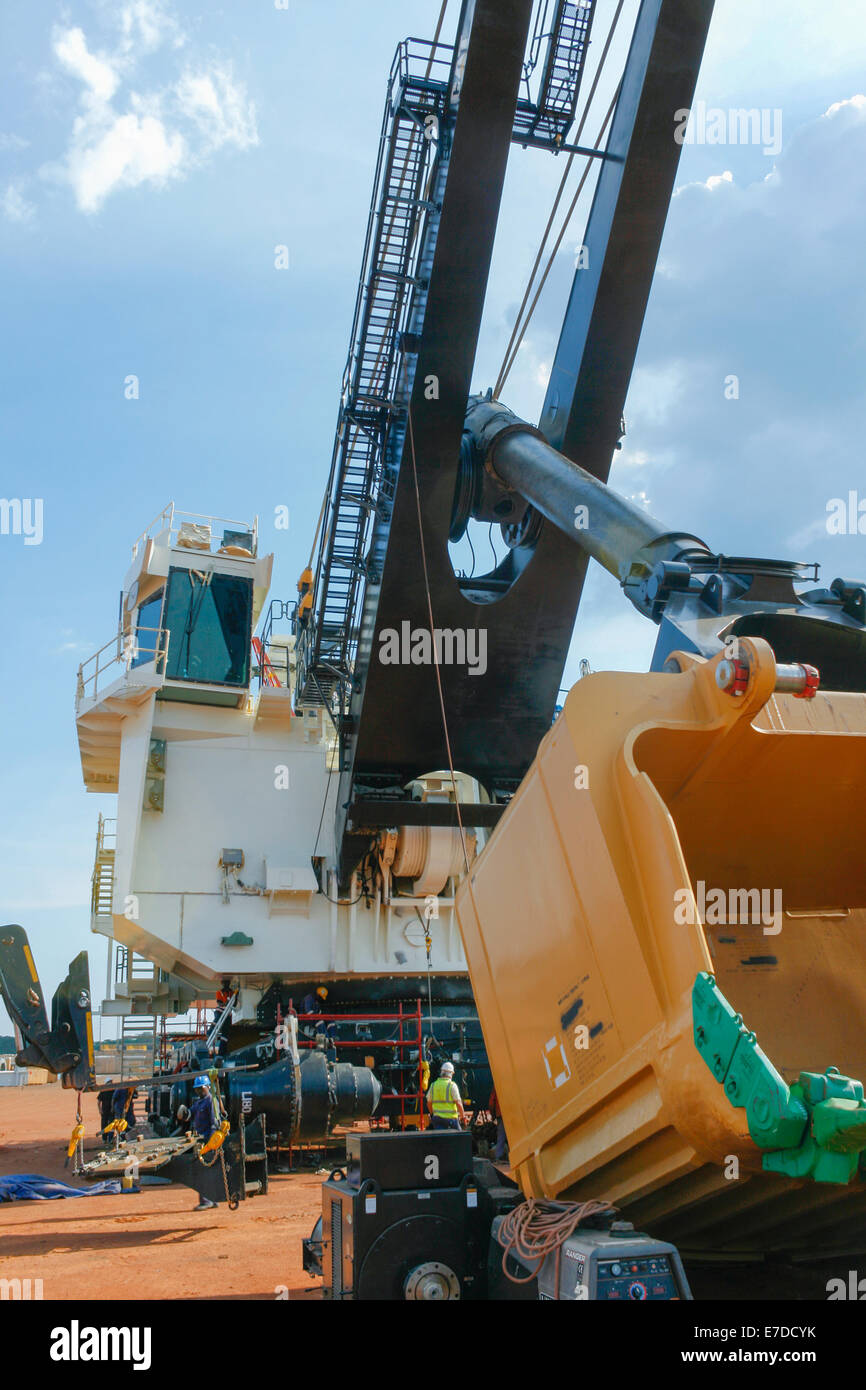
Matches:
[[297, 40, 452, 712]]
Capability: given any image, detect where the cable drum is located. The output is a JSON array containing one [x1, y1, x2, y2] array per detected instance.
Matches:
[[392, 824, 470, 896]]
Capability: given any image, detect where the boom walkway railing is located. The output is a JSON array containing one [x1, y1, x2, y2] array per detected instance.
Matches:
[[296, 12, 599, 717], [514, 0, 597, 149], [296, 39, 452, 712]]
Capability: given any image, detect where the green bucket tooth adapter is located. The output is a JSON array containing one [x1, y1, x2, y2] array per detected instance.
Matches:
[[692, 972, 866, 1184]]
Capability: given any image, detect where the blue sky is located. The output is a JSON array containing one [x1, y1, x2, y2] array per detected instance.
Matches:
[[1, 0, 865, 1024]]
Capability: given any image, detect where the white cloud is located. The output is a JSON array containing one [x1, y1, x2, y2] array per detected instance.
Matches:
[[627, 488, 652, 511], [786, 516, 831, 551], [489, 337, 555, 421], [118, 0, 185, 57], [823, 93, 866, 119], [533, 358, 551, 388], [175, 65, 259, 154], [66, 110, 186, 214], [621, 93, 866, 567], [0, 133, 30, 152], [626, 361, 687, 428], [2, 182, 35, 222], [39, 5, 258, 214], [675, 168, 734, 197], [53, 26, 120, 103]]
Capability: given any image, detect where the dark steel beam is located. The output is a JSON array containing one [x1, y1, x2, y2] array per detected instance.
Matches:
[[347, 801, 505, 830], [335, 0, 535, 873], [540, 0, 716, 472], [334, 0, 715, 880]]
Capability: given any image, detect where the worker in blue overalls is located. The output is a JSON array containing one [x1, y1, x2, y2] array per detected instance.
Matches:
[[110, 1084, 138, 1138], [190, 1075, 220, 1211]]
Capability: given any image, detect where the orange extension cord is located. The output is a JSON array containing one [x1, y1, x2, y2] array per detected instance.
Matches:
[[497, 1198, 617, 1289]]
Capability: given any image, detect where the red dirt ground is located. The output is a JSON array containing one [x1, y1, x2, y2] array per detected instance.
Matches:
[[4, 1086, 858, 1304], [0, 1083, 325, 1300]]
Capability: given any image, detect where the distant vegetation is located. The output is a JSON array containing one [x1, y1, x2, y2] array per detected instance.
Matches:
[[0, 1035, 156, 1052]]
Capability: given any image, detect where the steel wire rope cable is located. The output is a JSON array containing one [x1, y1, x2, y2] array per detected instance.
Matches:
[[493, 0, 627, 396], [493, 0, 626, 391], [415, 906, 439, 1043], [312, 752, 335, 860], [403, 378, 486, 970], [496, 85, 619, 393], [309, 686, 374, 905], [497, 1196, 616, 1286], [487, 522, 498, 571]]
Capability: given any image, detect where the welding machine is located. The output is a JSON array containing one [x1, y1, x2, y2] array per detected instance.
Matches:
[[492, 1214, 692, 1300]]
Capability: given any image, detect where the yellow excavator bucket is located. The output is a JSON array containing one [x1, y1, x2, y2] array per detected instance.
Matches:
[[455, 638, 866, 1253]]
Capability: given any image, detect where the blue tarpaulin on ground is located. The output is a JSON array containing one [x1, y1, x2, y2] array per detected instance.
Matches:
[[0, 1174, 122, 1201]]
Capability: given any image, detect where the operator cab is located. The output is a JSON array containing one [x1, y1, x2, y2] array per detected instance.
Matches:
[[120, 507, 273, 709]]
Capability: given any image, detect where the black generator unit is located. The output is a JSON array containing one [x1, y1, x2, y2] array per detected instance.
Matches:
[[492, 1215, 692, 1301], [303, 1130, 521, 1300], [301, 1132, 692, 1302]]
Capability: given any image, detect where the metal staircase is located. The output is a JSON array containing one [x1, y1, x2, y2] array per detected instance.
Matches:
[[296, 10, 599, 721], [100, 946, 214, 1079], [90, 813, 116, 938], [92, 809, 206, 1076], [75, 625, 168, 791], [513, 1, 597, 149], [113, 948, 161, 1079], [296, 39, 452, 712], [118, 1014, 157, 1080]]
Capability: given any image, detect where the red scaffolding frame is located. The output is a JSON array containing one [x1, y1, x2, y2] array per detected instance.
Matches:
[[289, 999, 427, 1132]]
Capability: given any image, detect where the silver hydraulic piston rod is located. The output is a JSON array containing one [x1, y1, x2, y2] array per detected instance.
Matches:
[[461, 395, 712, 617], [458, 396, 866, 687]]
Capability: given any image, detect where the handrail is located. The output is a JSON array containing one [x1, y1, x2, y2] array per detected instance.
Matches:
[[299, 38, 450, 711], [252, 637, 281, 689], [254, 598, 297, 690], [95, 812, 117, 851], [131, 503, 259, 560], [91, 813, 117, 918], [76, 626, 169, 705], [130, 503, 174, 559]]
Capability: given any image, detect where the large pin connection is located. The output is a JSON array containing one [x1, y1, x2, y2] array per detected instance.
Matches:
[[715, 656, 820, 699]]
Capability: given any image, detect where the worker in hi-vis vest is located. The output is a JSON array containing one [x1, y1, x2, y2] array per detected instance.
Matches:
[[426, 1061, 467, 1131]]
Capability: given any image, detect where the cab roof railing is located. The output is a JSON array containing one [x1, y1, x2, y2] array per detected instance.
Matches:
[[131, 503, 259, 561]]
